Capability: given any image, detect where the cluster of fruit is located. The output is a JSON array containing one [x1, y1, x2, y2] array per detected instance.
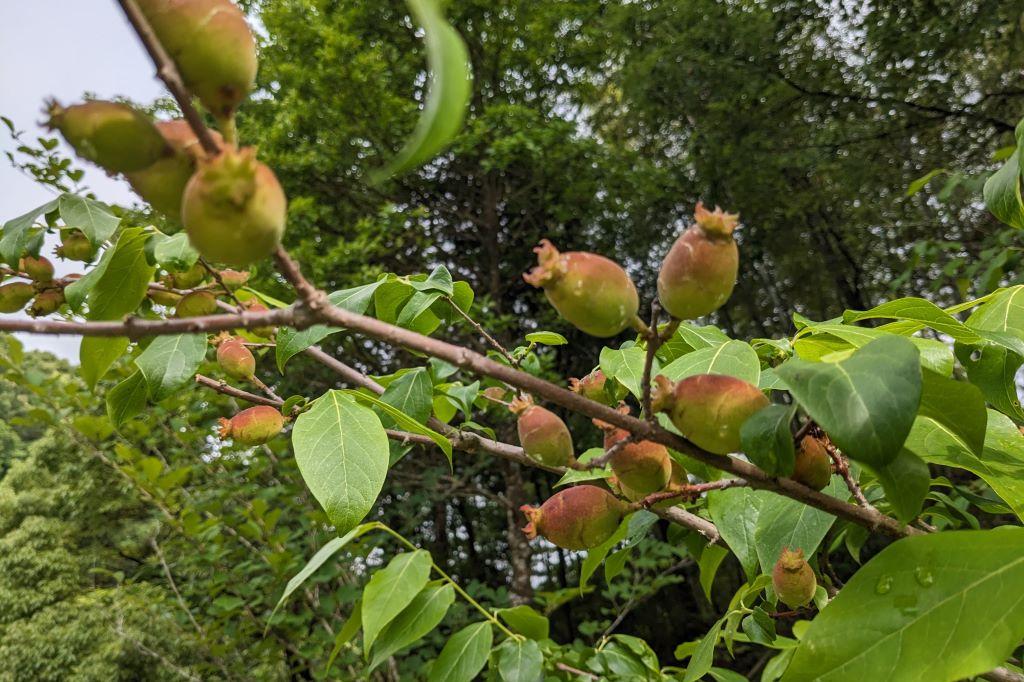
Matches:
[[517, 204, 824, 606], [0, 254, 68, 316], [47, 0, 285, 269]]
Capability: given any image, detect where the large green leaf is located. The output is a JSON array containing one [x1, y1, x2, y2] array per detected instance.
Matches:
[[796, 323, 953, 375], [494, 638, 543, 682], [270, 523, 378, 625], [291, 390, 390, 532], [275, 282, 383, 371], [58, 193, 120, 246], [427, 622, 493, 682], [134, 334, 207, 402], [373, 0, 472, 181], [362, 550, 433, 655], [905, 410, 1024, 521], [753, 478, 845, 573], [707, 487, 762, 581], [871, 449, 930, 523], [843, 297, 982, 343], [368, 582, 455, 671], [917, 369, 987, 455], [739, 404, 797, 477], [79, 336, 128, 390], [148, 231, 199, 272], [0, 197, 59, 265], [658, 339, 760, 385], [955, 342, 1024, 423], [379, 367, 433, 425], [783, 528, 1024, 681], [75, 228, 155, 321], [599, 345, 649, 398], [347, 389, 452, 464], [106, 371, 148, 428], [776, 336, 922, 468], [496, 605, 550, 640], [984, 151, 1024, 229]]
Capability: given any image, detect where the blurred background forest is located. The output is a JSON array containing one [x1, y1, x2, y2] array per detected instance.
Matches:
[[1, 0, 1023, 679]]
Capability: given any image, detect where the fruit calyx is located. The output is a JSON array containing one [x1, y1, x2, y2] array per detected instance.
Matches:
[[522, 239, 568, 288], [693, 201, 739, 239]]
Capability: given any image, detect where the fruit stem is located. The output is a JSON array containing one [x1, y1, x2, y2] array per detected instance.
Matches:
[[219, 116, 238, 147]]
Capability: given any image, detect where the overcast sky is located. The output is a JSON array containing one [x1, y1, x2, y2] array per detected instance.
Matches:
[[0, 1, 163, 362]]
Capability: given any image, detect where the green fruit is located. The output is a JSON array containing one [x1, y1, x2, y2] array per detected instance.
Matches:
[[652, 374, 769, 455], [0, 282, 36, 313], [657, 203, 739, 320], [175, 290, 218, 318], [793, 435, 832, 490], [28, 289, 65, 317], [772, 548, 817, 608], [520, 485, 626, 550], [217, 337, 255, 381], [524, 240, 639, 337], [19, 256, 54, 283], [47, 100, 168, 173], [136, 0, 257, 119], [596, 411, 671, 496], [148, 289, 182, 307], [126, 120, 222, 221], [217, 405, 283, 446], [510, 395, 574, 467], [170, 262, 207, 289], [242, 301, 275, 337], [182, 147, 287, 267], [569, 369, 610, 404], [55, 230, 96, 262]]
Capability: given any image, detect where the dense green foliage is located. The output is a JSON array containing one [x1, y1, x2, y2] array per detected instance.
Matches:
[[1, 0, 1023, 680]]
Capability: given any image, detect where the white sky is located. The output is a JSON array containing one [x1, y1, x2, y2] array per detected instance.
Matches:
[[0, 1, 163, 362]]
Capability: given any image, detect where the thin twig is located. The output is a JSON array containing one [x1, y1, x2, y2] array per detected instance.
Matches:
[[195, 374, 280, 407], [445, 295, 517, 367], [150, 537, 207, 638], [198, 257, 244, 307], [555, 662, 598, 680], [823, 438, 874, 510], [630, 479, 747, 510]]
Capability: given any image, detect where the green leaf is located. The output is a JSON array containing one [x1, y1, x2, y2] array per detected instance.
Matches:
[[905, 168, 947, 197], [106, 371, 148, 428], [905, 410, 1024, 521], [494, 638, 543, 682], [275, 282, 383, 371], [843, 298, 981, 344], [270, 524, 378, 626], [379, 368, 434, 425], [292, 390, 390, 532], [658, 323, 730, 363], [918, 369, 987, 455], [754, 478, 846, 573], [796, 323, 953, 375], [872, 449, 930, 523], [410, 265, 455, 296], [79, 336, 128, 390], [372, 0, 472, 181], [0, 197, 59, 265], [362, 550, 433, 655], [739, 404, 797, 476], [783, 528, 1024, 681], [134, 334, 207, 402], [58, 193, 120, 246], [368, 583, 455, 671], [554, 448, 611, 487], [984, 152, 1024, 229], [683, 618, 725, 682], [149, 231, 199, 271], [326, 600, 363, 675], [698, 544, 729, 601], [707, 487, 762, 581], [496, 605, 549, 640], [599, 345, 649, 399], [346, 389, 452, 465], [524, 331, 567, 346], [80, 228, 155, 321], [659, 339, 760, 385], [777, 336, 922, 468], [427, 622, 492, 682], [955, 342, 1024, 423]]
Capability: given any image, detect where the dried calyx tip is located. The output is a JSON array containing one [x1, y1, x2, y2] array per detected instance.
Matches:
[[778, 547, 806, 570], [508, 394, 535, 415], [523, 239, 566, 288], [519, 504, 540, 539], [693, 201, 739, 237], [649, 375, 675, 413]]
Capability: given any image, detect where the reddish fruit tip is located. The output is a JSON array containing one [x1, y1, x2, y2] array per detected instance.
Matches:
[[508, 394, 534, 415], [693, 202, 739, 237], [650, 375, 675, 413], [217, 416, 232, 439], [523, 239, 566, 288], [519, 505, 540, 539]]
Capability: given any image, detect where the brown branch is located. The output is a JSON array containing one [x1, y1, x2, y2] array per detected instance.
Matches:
[[195, 374, 280, 408], [445, 294, 518, 368], [0, 306, 298, 339], [115, 0, 221, 155], [823, 438, 873, 510], [631, 479, 747, 510]]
